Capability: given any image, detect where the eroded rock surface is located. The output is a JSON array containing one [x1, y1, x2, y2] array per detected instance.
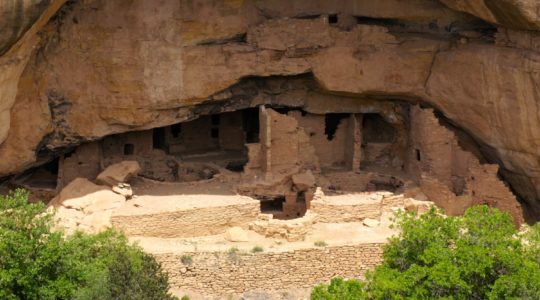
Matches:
[[1, 0, 540, 220]]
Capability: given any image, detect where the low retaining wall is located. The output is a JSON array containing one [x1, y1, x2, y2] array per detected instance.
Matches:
[[155, 243, 384, 295], [111, 201, 260, 238]]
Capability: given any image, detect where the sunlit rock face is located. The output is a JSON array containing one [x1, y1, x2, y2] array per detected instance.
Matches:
[[2, 0, 540, 220]]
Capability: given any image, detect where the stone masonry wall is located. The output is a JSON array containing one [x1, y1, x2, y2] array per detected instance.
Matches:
[[408, 105, 524, 223], [111, 201, 260, 238], [310, 197, 382, 223], [155, 243, 384, 295]]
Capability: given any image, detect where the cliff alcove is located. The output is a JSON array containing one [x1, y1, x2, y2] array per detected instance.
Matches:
[[3, 74, 524, 223], [3, 1, 540, 296]]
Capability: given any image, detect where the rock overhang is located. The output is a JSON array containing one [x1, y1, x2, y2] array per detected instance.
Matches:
[[0, 0, 540, 220]]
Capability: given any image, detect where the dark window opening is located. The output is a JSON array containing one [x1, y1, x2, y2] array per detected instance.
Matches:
[[226, 160, 247, 173], [211, 115, 221, 126], [211, 128, 219, 138], [260, 197, 285, 214], [153, 127, 166, 150], [243, 107, 260, 143], [124, 144, 134, 155], [297, 192, 306, 204], [362, 114, 396, 143], [415, 149, 421, 161], [42, 158, 59, 175], [170, 123, 182, 138], [328, 14, 338, 24], [325, 113, 349, 141]]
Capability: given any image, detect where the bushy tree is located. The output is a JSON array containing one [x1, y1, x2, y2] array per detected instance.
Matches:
[[311, 277, 367, 300], [311, 205, 540, 300], [0, 189, 177, 300]]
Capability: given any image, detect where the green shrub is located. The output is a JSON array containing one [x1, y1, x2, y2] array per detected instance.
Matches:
[[314, 241, 328, 247], [251, 246, 264, 253], [311, 277, 366, 300], [181, 255, 193, 265], [0, 189, 177, 300], [228, 246, 239, 254], [181, 296, 190, 300], [311, 205, 540, 299]]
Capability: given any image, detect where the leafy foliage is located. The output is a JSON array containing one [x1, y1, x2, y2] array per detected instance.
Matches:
[[0, 189, 177, 300], [311, 205, 540, 300], [311, 277, 367, 300]]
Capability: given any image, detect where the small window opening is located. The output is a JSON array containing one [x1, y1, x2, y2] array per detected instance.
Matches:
[[328, 14, 338, 24], [124, 144, 134, 155], [415, 149, 421, 161], [211, 115, 220, 125], [211, 128, 219, 138], [324, 113, 349, 141], [170, 123, 182, 138]]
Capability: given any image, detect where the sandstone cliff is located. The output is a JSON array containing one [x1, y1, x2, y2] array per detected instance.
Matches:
[[1, 0, 540, 220]]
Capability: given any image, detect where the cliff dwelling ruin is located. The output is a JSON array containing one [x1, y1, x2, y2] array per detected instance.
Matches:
[[2, 0, 540, 297], [7, 75, 523, 224]]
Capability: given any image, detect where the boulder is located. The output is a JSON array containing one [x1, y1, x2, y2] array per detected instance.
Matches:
[[50, 178, 106, 209], [96, 161, 140, 186], [49, 177, 125, 234], [225, 226, 249, 242], [51, 178, 125, 212], [292, 170, 316, 192]]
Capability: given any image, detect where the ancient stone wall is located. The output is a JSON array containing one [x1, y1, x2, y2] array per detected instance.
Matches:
[[291, 112, 349, 169], [408, 105, 524, 222], [102, 130, 153, 157], [59, 142, 101, 188], [257, 107, 320, 176], [310, 195, 382, 223], [218, 111, 246, 151], [110, 198, 260, 238], [155, 243, 384, 295]]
